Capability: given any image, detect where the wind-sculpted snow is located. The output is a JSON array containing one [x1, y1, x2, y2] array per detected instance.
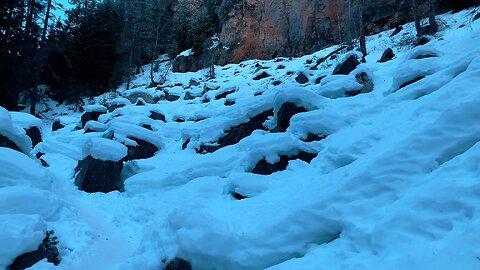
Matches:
[[4, 8, 480, 270]]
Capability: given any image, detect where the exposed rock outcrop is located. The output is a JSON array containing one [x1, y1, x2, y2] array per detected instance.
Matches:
[[149, 111, 166, 122], [197, 109, 273, 154], [8, 231, 60, 270], [123, 137, 159, 161], [295, 73, 309, 84], [52, 120, 64, 131], [172, 0, 452, 72], [80, 111, 103, 128], [379, 48, 395, 63], [25, 126, 42, 147], [74, 155, 124, 193], [332, 55, 360, 75]]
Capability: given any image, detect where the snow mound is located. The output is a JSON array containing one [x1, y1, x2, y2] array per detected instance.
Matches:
[[10, 112, 42, 129], [0, 147, 61, 268], [82, 138, 128, 162], [0, 106, 32, 154]]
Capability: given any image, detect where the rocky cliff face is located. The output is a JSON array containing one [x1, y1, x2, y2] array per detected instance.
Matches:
[[172, 0, 476, 72]]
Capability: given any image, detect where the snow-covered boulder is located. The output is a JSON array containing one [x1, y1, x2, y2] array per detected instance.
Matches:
[[74, 138, 127, 193], [344, 72, 374, 97], [7, 230, 59, 269], [125, 88, 157, 104], [0, 147, 51, 189], [0, 147, 60, 269], [197, 109, 273, 154], [107, 97, 131, 112], [332, 53, 360, 75], [0, 106, 32, 154], [316, 75, 364, 99], [107, 122, 163, 161], [80, 105, 107, 128], [10, 112, 43, 147], [0, 215, 47, 269]]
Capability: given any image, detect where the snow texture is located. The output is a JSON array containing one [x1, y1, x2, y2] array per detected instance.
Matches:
[[4, 8, 480, 270]]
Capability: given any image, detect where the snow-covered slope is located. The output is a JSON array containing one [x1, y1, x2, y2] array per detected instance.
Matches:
[[2, 8, 480, 270]]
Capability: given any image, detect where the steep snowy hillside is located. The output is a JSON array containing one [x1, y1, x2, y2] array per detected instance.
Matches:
[[1, 8, 480, 270]]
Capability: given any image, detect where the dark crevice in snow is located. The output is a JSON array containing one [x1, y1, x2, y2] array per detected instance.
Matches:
[[231, 192, 249, 200], [301, 133, 328, 143], [273, 102, 308, 132], [413, 53, 438, 60], [253, 71, 271, 80], [35, 152, 49, 167], [224, 99, 235, 106], [251, 151, 318, 175], [398, 75, 426, 90], [163, 258, 192, 270], [174, 118, 186, 123], [215, 89, 237, 100], [142, 124, 154, 131], [182, 138, 191, 150]]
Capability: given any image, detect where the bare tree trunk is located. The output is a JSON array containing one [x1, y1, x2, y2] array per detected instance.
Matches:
[[126, 46, 133, 90], [358, 2, 367, 58], [24, 0, 35, 35], [346, 0, 354, 50], [359, 24, 367, 57], [209, 50, 215, 79], [428, 0, 438, 34], [29, 84, 37, 116], [150, 14, 162, 85], [41, 0, 52, 43], [412, 0, 423, 37], [126, 27, 137, 90]]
